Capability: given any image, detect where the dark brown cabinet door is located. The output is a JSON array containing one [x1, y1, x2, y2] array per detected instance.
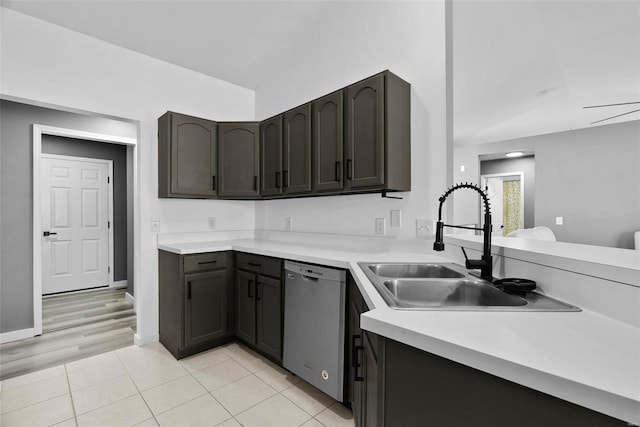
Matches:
[[218, 123, 260, 198], [236, 270, 256, 344], [260, 116, 283, 196], [283, 104, 312, 194], [184, 270, 227, 347], [346, 74, 385, 189], [313, 91, 344, 192], [159, 112, 217, 198], [255, 275, 282, 361]]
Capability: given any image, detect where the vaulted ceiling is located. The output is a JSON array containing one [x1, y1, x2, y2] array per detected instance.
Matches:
[[2, 0, 639, 145]]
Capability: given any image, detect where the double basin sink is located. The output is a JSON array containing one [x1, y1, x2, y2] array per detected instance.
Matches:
[[359, 262, 580, 311]]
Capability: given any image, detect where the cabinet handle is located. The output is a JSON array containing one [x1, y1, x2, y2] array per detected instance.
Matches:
[[198, 260, 217, 265], [248, 280, 254, 298], [283, 170, 289, 188], [335, 161, 341, 182], [212, 175, 216, 191], [248, 262, 262, 268], [187, 281, 192, 300], [275, 172, 281, 188], [253, 176, 258, 191], [353, 338, 364, 382], [346, 159, 353, 180], [256, 282, 261, 301], [351, 334, 361, 367]]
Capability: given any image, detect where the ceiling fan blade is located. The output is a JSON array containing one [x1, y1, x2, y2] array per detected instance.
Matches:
[[583, 101, 640, 109], [590, 108, 640, 125]]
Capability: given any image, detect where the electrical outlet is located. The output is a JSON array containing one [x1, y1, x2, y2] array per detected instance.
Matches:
[[375, 218, 386, 235], [285, 217, 292, 231], [556, 216, 564, 225], [390, 210, 402, 227], [416, 219, 435, 238], [208, 217, 216, 230], [151, 218, 160, 232]]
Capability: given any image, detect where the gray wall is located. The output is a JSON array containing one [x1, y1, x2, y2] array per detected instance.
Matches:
[[455, 120, 640, 249], [480, 156, 535, 229], [534, 121, 640, 248], [0, 100, 137, 334], [42, 135, 128, 283]]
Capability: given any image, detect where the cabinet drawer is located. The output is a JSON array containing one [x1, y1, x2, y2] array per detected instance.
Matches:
[[184, 252, 227, 273], [236, 252, 282, 278]]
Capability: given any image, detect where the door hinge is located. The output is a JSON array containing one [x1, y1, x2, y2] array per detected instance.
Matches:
[[108, 221, 111, 229], [108, 266, 111, 274], [107, 176, 110, 184]]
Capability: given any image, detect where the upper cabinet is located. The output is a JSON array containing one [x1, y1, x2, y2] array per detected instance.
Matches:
[[217, 123, 260, 198], [158, 70, 410, 200], [260, 115, 283, 197], [158, 112, 218, 198], [283, 103, 312, 194], [345, 72, 411, 192], [313, 90, 344, 192]]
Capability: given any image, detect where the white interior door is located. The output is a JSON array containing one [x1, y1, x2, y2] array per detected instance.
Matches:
[[485, 177, 505, 237], [482, 172, 524, 237], [41, 156, 111, 294]]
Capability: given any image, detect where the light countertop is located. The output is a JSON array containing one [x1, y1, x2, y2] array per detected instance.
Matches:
[[158, 238, 640, 424]]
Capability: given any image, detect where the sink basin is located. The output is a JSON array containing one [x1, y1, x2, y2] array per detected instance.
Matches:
[[358, 262, 581, 311], [368, 263, 465, 279], [383, 279, 526, 308]]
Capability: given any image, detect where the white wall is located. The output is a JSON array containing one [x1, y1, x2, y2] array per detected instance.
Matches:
[[255, 1, 449, 239], [0, 8, 256, 343]]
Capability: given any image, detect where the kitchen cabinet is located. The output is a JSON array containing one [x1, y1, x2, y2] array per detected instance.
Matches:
[[158, 111, 217, 198], [345, 71, 410, 193], [348, 276, 381, 427], [283, 103, 312, 194], [235, 252, 283, 361], [347, 276, 625, 427], [217, 122, 260, 198], [260, 115, 283, 196], [313, 90, 344, 192], [159, 250, 234, 359]]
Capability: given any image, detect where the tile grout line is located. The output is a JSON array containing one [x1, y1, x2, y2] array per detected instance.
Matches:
[[63, 363, 79, 426], [114, 349, 161, 426]]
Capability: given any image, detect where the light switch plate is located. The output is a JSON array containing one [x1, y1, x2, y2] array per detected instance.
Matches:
[[390, 210, 402, 227], [375, 218, 386, 235], [208, 217, 216, 230], [151, 218, 160, 232]]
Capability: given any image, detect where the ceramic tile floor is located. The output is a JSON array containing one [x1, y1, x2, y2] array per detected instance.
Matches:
[[0, 341, 355, 427]]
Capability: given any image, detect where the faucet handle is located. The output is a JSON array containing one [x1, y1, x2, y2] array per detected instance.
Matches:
[[461, 247, 486, 269]]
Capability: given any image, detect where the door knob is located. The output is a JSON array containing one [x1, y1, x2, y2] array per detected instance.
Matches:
[[43, 231, 58, 237]]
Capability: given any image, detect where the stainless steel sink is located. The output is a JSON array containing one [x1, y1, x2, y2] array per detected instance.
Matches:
[[359, 262, 580, 311], [368, 263, 465, 279], [383, 278, 526, 308]]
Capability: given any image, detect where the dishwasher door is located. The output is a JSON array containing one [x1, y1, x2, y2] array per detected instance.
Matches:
[[283, 261, 346, 401]]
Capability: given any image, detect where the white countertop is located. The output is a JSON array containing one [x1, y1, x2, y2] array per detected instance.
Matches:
[[158, 238, 640, 424]]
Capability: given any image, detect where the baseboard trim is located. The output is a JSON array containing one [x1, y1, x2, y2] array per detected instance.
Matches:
[[134, 333, 159, 346], [0, 328, 35, 344], [111, 280, 128, 289], [125, 292, 135, 310]]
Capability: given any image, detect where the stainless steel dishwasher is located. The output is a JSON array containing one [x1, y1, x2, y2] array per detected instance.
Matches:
[[283, 261, 346, 401]]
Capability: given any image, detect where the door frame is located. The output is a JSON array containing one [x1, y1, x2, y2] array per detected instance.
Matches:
[[33, 124, 136, 336], [480, 171, 525, 233], [40, 153, 114, 294]]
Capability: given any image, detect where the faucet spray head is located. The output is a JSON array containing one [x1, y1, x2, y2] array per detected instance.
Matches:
[[433, 221, 445, 251]]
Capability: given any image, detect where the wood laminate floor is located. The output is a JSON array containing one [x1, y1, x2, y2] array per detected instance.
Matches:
[[0, 287, 136, 381]]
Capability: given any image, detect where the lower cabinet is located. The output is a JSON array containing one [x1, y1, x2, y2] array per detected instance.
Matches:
[[235, 252, 283, 362], [348, 275, 381, 427], [347, 275, 626, 427], [159, 250, 234, 359]]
